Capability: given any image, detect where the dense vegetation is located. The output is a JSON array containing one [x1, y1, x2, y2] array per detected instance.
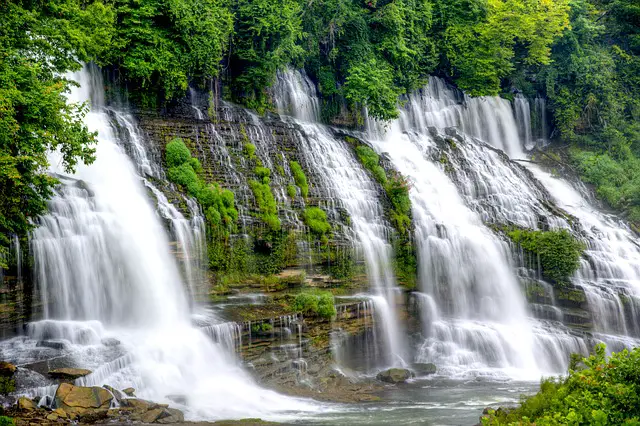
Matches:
[[1, 0, 638, 255], [291, 290, 336, 319], [507, 229, 585, 286], [483, 344, 640, 425]]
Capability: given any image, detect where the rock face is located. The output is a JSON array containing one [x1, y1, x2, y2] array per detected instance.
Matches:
[[376, 368, 414, 384], [49, 368, 92, 380], [54, 383, 112, 419], [0, 361, 16, 377]]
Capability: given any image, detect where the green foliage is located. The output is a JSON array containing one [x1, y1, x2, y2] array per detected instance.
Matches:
[[356, 146, 387, 185], [291, 290, 336, 319], [254, 166, 271, 183], [286, 184, 297, 198], [508, 228, 585, 286], [344, 58, 402, 121], [104, 0, 233, 101], [164, 138, 237, 236], [249, 180, 281, 231], [303, 207, 331, 237], [0, 377, 15, 396], [0, 0, 114, 264], [0, 417, 14, 426], [483, 344, 640, 425], [251, 322, 273, 333], [243, 143, 256, 160], [289, 161, 308, 199]]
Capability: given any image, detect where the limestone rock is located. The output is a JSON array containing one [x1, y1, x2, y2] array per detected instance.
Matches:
[[121, 397, 154, 412], [0, 362, 17, 377], [141, 408, 164, 423], [156, 408, 185, 424], [376, 368, 414, 384], [17, 397, 36, 411], [54, 383, 113, 417], [48, 368, 92, 380], [412, 362, 437, 375], [122, 387, 135, 397]]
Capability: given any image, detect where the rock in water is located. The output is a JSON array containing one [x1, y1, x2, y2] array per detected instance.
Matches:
[[17, 397, 36, 411], [412, 362, 437, 375], [49, 368, 92, 380], [376, 368, 414, 384], [54, 383, 113, 418], [0, 362, 16, 377], [122, 387, 136, 396]]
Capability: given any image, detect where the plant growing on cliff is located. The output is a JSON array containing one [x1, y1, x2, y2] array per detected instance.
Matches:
[[289, 161, 308, 199], [291, 290, 336, 320], [165, 138, 237, 235], [507, 228, 585, 286], [248, 180, 281, 231], [482, 344, 640, 425], [303, 207, 331, 241]]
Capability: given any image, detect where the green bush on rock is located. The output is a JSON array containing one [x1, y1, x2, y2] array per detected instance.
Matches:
[[482, 344, 640, 425], [303, 207, 331, 238], [291, 291, 336, 319], [289, 161, 309, 199], [249, 180, 281, 231], [507, 228, 585, 286], [165, 138, 237, 236]]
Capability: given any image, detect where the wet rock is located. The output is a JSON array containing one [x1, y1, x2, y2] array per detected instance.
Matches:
[[122, 387, 135, 397], [52, 408, 67, 419], [77, 408, 108, 422], [103, 385, 124, 402], [141, 408, 164, 423], [17, 397, 36, 411], [376, 368, 414, 384], [0, 362, 16, 377], [101, 337, 120, 347], [54, 383, 113, 418], [166, 394, 187, 405], [36, 340, 67, 350], [156, 408, 185, 424], [121, 397, 154, 412], [48, 368, 92, 380], [412, 363, 437, 375]]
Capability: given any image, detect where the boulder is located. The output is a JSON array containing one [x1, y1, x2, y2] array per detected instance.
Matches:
[[54, 383, 113, 418], [166, 394, 187, 405], [0, 362, 16, 377], [49, 367, 92, 380], [122, 387, 135, 397], [412, 362, 437, 375], [103, 385, 124, 402], [17, 397, 36, 411], [121, 397, 154, 413], [156, 408, 185, 424], [376, 368, 414, 384], [141, 408, 164, 423]]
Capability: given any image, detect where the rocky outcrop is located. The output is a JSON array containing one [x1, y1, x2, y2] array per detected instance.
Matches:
[[48, 368, 92, 380], [0, 361, 16, 377], [376, 368, 414, 384], [54, 383, 112, 418]]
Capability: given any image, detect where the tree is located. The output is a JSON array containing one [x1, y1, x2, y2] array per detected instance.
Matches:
[[0, 1, 114, 266]]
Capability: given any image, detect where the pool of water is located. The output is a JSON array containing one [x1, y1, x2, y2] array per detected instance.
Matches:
[[296, 377, 539, 425]]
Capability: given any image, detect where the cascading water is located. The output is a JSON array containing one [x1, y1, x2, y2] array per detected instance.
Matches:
[[272, 69, 407, 367], [6, 66, 318, 421], [367, 75, 640, 377], [366, 119, 541, 378]]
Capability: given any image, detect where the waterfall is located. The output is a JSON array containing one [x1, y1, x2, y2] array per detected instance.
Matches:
[[369, 76, 640, 376], [366, 118, 540, 378], [13, 66, 318, 421], [272, 69, 407, 367]]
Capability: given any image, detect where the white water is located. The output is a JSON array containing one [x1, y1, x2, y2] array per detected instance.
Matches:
[[366, 117, 541, 378], [369, 76, 640, 377], [273, 69, 407, 366], [12, 66, 319, 421]]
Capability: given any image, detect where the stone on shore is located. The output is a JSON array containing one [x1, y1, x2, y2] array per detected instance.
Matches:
[[376, 368, 414, 384]]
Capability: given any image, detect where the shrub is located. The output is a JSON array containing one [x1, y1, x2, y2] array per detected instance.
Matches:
[[289, 161, 309, 198], [287, 184, 297, 198], [254, 166, 271, 183], [243, 143, 256, 160], [508, 228, 585, 286], [482, 344, 640, 425], [167, 163, 200, 196], [303, 207, 331, 236], [0, 377, 15, 396], [165, 138, 192, 168], [249, 180, 281, 230], [291, 290, 336, 319], [0, 417, 13, 426]]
